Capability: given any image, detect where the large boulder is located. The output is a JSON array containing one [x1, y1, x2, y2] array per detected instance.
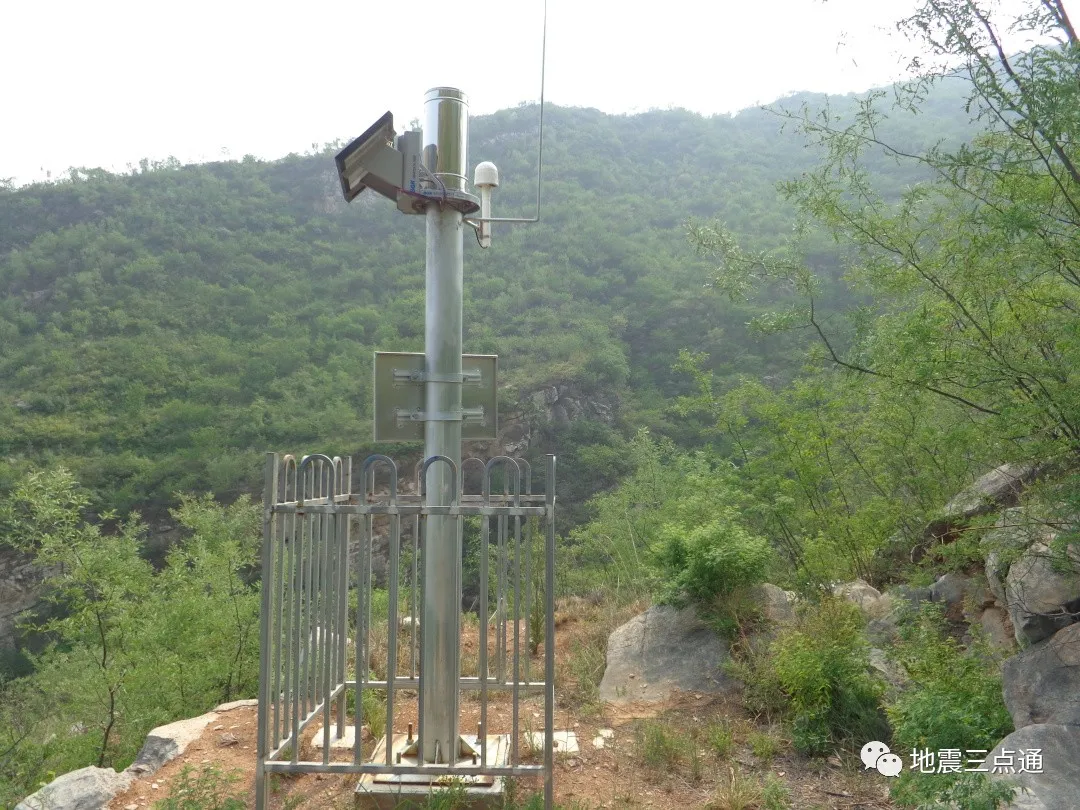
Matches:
[[126, 710, 220, 775], [1004, 543, 1080, 645], [979, 606, 1018, 651], [832, 580, 886, 615], [982, 508, 1080, 646], [15, 767, 133, 810], [747, 583, 794, 623], [598, 605, 733, 704], [871, 463, 1043, 579], [988, 724, 1080, 810], [1002, 623, 1080, 729], [938, 463, 1040, 525]]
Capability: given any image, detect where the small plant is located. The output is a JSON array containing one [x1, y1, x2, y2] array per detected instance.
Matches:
[[689, 726, 704, 783], [761, 773, 791, 810], [724, 637, 787, 724], [707, 766, 762, 810], [707, 720, 735, 758], [348, 684, 387, 741], [153, 765, 245, 810], [636, 720, 689, 770], [747, 729, 780, 761]]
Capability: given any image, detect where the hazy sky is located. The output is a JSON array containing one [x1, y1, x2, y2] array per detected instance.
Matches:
[[0, 0, 1054, 185]]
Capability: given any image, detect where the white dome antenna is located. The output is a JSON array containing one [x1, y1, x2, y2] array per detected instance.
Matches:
[[473, 161, 499, 247]]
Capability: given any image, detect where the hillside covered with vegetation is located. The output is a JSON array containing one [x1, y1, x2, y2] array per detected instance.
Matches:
[[4, 0, 1080, 807], [0, 80, 974, 521]]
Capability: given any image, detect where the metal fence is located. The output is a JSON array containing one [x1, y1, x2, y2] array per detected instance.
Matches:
[[255, 452, 556, 809]]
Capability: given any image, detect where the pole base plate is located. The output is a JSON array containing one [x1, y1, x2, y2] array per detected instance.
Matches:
[[355, 733, 510, 809]]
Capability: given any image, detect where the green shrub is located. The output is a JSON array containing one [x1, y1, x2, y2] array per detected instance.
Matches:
[[886, 604, 1012, 754], [654, 510, 771, 605], [771, 597, 887, 755], [724, 637, 788, 723], [890, 771, 1016, 810]]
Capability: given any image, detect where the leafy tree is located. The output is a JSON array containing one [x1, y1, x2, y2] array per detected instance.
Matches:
[[0, 470, 260, 806], [687, 0, 1080, 582]]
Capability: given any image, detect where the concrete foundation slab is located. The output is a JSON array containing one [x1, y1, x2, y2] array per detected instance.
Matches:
[[355, 732, 510, 810], [311, 725, 359, 750]]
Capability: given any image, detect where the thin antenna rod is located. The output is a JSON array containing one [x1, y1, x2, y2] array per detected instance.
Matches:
[[471, 0, 545, 224]]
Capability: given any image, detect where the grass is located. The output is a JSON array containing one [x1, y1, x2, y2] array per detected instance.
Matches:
[[747, 728, 781, 762], [636, 720, 691, 770], [761, 773, 791, 810], [706, 720, 735, 758], [152, 765, 245, 810], [707, 767, 762, 810]]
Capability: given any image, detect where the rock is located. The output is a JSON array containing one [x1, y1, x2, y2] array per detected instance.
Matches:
[[930, 572, 997, 623], [886, 584, 933, 611], [979, 606, 1017, 651], [930, 571, 971, 611], [832, 580, 884, 614], [867, 617, 899, 646], [1003, 542, 1080, 645], [0, 544, 49, 649], [214, 698, 258, 711], [987, 724, 1080, 810], [987, 550, 1011, 605], [868, 648, 907, 689], [527, 385, 616, 426], [747, 583, 794, 623], [983, 508, 1037, 600], [935, 463, 1042, 531], [15, 766, 133, 810], [598, 605, 733, 704], [126, 711, 220, 775], [1002, 623, 1080, 729]]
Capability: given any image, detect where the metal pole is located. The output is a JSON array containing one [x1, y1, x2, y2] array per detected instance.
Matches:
[[420, 86, 468, 764]]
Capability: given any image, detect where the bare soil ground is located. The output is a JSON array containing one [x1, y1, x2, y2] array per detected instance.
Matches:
[[107, 601, 896, 810]]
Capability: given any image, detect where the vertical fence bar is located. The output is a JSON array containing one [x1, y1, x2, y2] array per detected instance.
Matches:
[[301, 469, 313, 720], [411, 513, 419, 679], [255, 453, 279, 810], [416, 508, 426, 759], [544, 455, 557, 810], [321, 469, 333, 763], [385, 511, 401, 764], [271, 463, 285, 752], [289, 479, 303, 764], [479, 514, 490, 767], [353, 507, 369, 764], [497, 505, 507, 685], [511, 507, 522, 766], [336, 458, 350, 738]]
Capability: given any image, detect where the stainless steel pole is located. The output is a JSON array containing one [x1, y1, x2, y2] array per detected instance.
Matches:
[[420, 86, 468, 763]]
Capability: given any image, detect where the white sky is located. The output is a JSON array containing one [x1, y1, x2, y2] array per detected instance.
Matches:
[[0, 0, 1057, 185]]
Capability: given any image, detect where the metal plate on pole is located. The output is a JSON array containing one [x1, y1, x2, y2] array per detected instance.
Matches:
[[373, 351, 497, 441]]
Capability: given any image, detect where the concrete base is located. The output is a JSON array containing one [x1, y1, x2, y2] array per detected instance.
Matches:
[[311, 725, 358, 750], [355, 733, 510, 810]]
